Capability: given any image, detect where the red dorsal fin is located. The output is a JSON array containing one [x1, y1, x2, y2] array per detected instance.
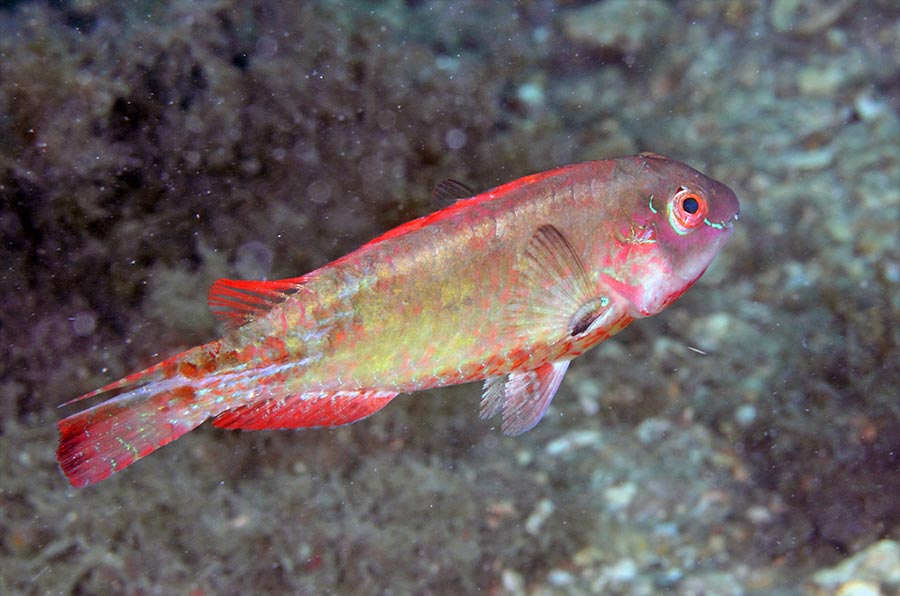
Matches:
[[211, 390, 399, 430], [208, 277, 304, 329]]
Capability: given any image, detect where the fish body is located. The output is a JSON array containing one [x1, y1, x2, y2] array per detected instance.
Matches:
[[57, 153, 739, 487]]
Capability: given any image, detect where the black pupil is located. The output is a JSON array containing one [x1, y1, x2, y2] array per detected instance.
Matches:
[[682, 196, 700, 214]]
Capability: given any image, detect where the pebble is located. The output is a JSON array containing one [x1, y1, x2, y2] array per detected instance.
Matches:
[[575, 377, 602, 416], [560, 0, 672, 55], [680, 571, 745, 596], [734, 404, 758, 428], [769, 0, 857, 35], [525, 499, 555, 535], [605, 558, 638, 583], [604, 481, 637, 511], [516, 80, 546, 111], [687, 312, 734, 352], [635, 417, 673, 445], [832, 580, 882, 596], [808, 540, 900, 594], [545, 430, 603, 456], [547, 568, 575, 586], [501, 569, 526, 596]]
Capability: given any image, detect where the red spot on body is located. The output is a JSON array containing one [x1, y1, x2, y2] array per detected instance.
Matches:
[[178, 361, 200, 379], [170, 385, 196, 401]]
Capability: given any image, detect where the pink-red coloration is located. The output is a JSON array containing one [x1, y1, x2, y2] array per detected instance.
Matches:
[[57, 153, 739, 487]]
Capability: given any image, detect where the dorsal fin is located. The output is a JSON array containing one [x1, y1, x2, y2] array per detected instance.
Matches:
[[354, 169, 573, 254], [432, 178, 476, 206], [208, 277, 304, 329]]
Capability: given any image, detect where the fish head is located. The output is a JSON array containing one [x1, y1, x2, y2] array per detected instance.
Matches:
[[608, 153, 740, 317]]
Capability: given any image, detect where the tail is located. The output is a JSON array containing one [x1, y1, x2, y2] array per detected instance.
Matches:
[[56, 342, 402, 488], [56, 349, 216, 488]]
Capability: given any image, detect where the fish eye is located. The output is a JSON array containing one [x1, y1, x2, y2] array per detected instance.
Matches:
[[669, 187, 708, 234], [682, 196, 699, 214]]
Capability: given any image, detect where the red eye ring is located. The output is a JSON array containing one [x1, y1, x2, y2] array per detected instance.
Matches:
[[672, 187, 708, 231]]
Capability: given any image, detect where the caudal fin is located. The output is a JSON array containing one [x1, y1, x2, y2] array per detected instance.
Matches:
[[57, 375, 212, 488]]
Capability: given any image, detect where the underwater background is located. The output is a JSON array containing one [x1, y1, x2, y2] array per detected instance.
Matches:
[[0, 0, 898, 594]]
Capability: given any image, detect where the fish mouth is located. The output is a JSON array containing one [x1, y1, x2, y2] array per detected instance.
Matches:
[[726, 208, 740, 227]]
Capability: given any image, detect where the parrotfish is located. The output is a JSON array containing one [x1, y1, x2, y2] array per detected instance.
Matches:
[[57, 153, 739, 487]]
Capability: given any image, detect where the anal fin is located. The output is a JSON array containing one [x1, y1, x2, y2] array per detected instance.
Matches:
[[480, 360, 570, 436], [212, 390, 398, 430]]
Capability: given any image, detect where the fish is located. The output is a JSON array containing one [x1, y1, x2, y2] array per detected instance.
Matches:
[[56, 153, 740, 488]]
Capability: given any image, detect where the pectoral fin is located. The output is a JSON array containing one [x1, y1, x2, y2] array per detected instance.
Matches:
[[480, 360, 570, 435], [512, 224, 611, 339]]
